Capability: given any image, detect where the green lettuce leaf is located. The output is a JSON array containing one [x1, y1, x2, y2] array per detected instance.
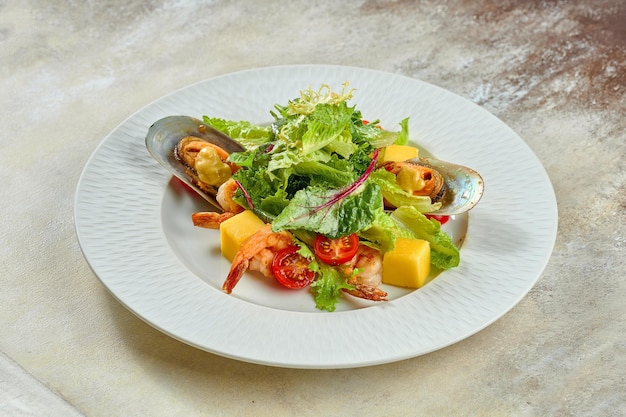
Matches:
[[231, 166, 274, 210], [259, 189, 290, 217], [357, 210, 400, 253], [266, 146, 331, 173], [202, 116, 271, 150], [291, 158, 356, 188], [351, 117, 410, 148], [310, 263, 352, 312], [390, 206, 460, 269], [323, 128, 358, 159], [301, 102, 354, 156], [394, 117, 410, 145], [272, 182, 383, 239], [351, 122, 393, 148]]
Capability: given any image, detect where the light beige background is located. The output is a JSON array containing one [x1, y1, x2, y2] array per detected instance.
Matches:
[[1, 1, 624, 416]]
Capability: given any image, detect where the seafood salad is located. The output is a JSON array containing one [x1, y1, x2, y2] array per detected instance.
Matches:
[[147, 83, 483, 312]]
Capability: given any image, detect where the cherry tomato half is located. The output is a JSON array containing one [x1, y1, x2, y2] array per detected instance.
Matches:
[[271, 246, 315, 289], [425, 214, 450, 225], [313, 233, 360, 266]]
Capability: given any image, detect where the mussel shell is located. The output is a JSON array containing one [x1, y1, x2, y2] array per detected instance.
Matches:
[[411, 157, 484, 216], [145, 115, 245, 209]]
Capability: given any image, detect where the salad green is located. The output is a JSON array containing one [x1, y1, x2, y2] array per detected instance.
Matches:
[[202, 83, 460, 311]]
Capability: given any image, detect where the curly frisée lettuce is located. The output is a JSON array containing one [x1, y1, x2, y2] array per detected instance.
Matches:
[[200, 82, 461, 311]]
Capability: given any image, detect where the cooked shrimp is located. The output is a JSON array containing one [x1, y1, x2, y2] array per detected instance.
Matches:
[[191, 179, 244, 229], [216, 178, 244, 214], [223, 224, 294, 293], [191, 211, 237, 229], [341, 245, 387, 301]]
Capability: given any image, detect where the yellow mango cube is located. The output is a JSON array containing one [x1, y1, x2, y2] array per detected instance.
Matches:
[[381, 144, 419, 162], [382, 238, 431, 288], [219, 210, 266, 262]]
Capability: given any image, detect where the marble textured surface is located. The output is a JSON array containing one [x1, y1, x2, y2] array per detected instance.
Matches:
[[1, 0, 624, 416]]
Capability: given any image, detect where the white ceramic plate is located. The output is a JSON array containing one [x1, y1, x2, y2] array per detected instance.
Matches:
[[75, 65, 557, 369]]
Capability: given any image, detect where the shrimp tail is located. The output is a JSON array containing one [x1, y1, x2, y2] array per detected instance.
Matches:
[[223, 258, 250, 294], [192, 211, 237, 229], [343, 278, 388, 301]]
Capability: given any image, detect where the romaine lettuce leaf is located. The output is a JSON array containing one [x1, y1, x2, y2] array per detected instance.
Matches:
[[390, 206, 460, 269], [394, 117, 410, 145], [259, 189, 290, 217], [301, 102, 354, 156], [266, 146, 331, 173], [202, 116, 271, 150], [323, 129, 358, 159], [292, 160, 356, 188], [357, 210, 400, 253]]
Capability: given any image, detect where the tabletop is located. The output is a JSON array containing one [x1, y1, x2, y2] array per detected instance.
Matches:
[[1, 1, 624, 416]]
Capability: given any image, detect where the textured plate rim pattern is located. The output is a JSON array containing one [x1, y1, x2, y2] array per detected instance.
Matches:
[[74, 65, 558, 369]]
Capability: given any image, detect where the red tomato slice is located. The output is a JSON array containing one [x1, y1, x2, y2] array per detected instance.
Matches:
[[313, 233, 360, 266], [271, 246, 315, 289], [425, 214, 450, 225]]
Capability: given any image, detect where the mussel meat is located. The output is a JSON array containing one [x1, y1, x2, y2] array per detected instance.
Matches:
[[409, 157, 484, 216], [381, 160, 447, 204], [378, 155, 483, 215], [145, 116, 245, 210]]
